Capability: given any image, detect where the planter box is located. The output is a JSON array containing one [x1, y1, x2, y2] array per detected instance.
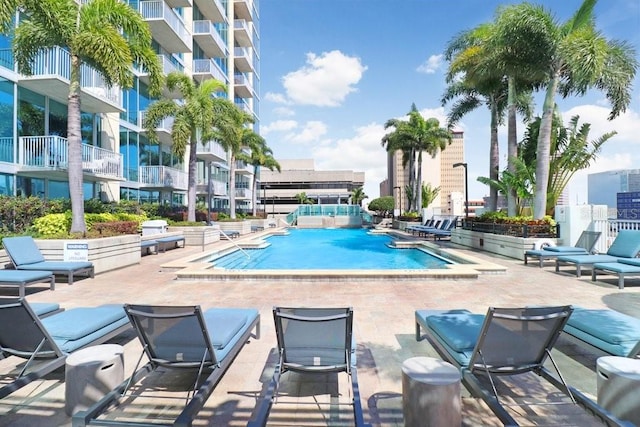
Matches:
[[451, 228, 558, 261], [168, 226, 220, 246], [1, 235, 141, 274]]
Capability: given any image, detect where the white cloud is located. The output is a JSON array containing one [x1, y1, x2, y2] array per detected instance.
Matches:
[[282, 50, 367, 107], [264, 92, 289, 104], [261, 120, 298, 135], [273, 107, 295, 117], [416, 54, 443, 74], [312, 123, 388, 199], [285, 121, 328, 144]]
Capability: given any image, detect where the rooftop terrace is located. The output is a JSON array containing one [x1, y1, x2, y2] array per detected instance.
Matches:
[[1, 231, 639, 426]]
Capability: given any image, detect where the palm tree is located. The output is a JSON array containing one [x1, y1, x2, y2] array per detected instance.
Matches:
[[237, 135, 281, 217], [478, 157, 535, 216], [493, 0, 637, 218], [10, 0, 162, 232], [382, 118, 416, 210], [442, 24, 533, 212], [421, 183, 440, 209], [350, 187, 368, 206], [520, 112, 615, 215], [211, 100, 254, 219], [295, 192, 312, 205], [143, 72, 226, 222]]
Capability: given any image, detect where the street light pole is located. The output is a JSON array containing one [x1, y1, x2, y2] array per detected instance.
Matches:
[[453, 162, 469, 221]]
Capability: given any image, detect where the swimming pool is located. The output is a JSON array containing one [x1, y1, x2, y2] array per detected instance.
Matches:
[[209, 228, 451, 270]]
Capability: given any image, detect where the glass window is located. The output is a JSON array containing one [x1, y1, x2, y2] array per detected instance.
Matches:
[[48, 180, 70, 199], [49, 99, 68, 137], [0, 77, 15, 162], [0, 35, 13, 70], [16, 176, 45, 198], [18, 87, 46, 136], [0, 173, 14, 195]]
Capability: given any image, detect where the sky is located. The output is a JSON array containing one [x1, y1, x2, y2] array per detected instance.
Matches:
[[257, 0, 640, 204]]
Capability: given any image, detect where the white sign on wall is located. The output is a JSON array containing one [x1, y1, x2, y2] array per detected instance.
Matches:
[[64, 241, 89, 262]]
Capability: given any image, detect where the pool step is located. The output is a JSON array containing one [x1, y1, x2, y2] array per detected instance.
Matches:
[[212, 247, 271, 269]]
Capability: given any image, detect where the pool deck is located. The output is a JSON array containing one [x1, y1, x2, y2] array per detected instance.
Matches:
[[1, 228, 640, 426]]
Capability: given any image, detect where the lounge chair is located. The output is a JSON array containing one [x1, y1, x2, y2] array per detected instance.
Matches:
[[563, 307, 640, 358], [415, 306, 623, 426], [591, 258, 640, 289], [248, 307, 368, 427], [0, 269, 55, 298], [2, 236, 95, 285], [431, 217, 459, 240], [524, 230, 601, 268], [73, 304, 260, 427], [0, 298, 130, 400], [556, 230, 640, 277]]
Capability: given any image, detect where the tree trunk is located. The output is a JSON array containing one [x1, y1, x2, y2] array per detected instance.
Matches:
[[68, 54, 85, 233], [186, 134, 198, 222], [251, 167, 257, 217], [488, 102, 500, 212], [229, 153, 237, 219], [506, 77, 518, 217], [416, 150, 423, 211], [534, 74, 559, 219]]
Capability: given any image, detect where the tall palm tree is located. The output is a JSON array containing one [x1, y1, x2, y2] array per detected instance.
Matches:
[[144, 72, 226, 222], [211, 100, 254, 219], [10, 0, 162, 232], [237, 134, 280, 217], [494, 0, 637, 218], [350, 187, 368, 206], [442, 23, 533, 212], [520, 112, 615, 215], [382, 118, 416, 210]]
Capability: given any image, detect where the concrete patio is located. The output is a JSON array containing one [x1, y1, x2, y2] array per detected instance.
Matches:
[[1, 233, 639, 426]]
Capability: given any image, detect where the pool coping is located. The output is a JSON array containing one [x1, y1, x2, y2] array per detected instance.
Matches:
[[160, 227, 507, 280]]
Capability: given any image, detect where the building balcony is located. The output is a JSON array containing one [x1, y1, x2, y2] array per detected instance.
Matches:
[[234, 161, 253, 175], [139, 111, 174, 145], [234, 0, 254, 21], [0, 137, 13, 163], [138, 55, 184, 97], [139, 165, 187, 191], [193, 59, 227, 84], [197, 140, 227, 163], [166, 0, 192, 8], [197, 178, 228, 196], [194, 0, 225, 23], [193, 21, 228, 58], [17, 135, 123, 181], [139, 1, 192, 53], [235, 187, 252, 200], [12, 47, 121, 113], [234, 74, 255, 98], [234, 47, 254, 73], [234, 19, 253, 47]]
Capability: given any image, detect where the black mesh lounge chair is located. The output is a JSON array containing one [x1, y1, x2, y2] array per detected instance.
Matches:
[[0, 298, 130, 400], [2, 236, 94, 285], [248, 307, 368, 427], [415, 306, 625, 426], [73, 304, 260, 427]]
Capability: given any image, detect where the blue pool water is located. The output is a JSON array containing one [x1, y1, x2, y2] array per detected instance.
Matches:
[[211, 228, 451, 270]]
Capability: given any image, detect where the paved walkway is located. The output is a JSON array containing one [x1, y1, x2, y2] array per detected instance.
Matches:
[[1, 234, 640, 426]]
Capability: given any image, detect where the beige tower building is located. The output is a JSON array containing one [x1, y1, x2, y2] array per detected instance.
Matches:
[[382, 131, 465, 215]]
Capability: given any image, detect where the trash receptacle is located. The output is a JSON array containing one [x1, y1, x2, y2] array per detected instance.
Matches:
[[597, 356, 640, 425], [65, 344, 124, 416], [141, 220, 168, 236]]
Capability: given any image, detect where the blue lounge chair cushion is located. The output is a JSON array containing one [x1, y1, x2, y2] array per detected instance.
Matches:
[[564, 307, 640, 357], [2, 236, 46, 266], [18, 261, 93, 272], [526, 248, 586, 257], [593, 262, 640, 274], [43, 304, 126, 342], [203, 308, 254, 349], [619, 258, 640, 268], [425, 312, 484, 352], [545, 246, 590, 253], [557, 254, 619, 265], [0, 270, 53, 283], [31, 302, 61, 317], [605, 230, 640, 258]]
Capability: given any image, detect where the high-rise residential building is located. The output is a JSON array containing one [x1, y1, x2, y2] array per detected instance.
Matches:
[[0, 0, 259, 213], [381, 131, 465, 215]]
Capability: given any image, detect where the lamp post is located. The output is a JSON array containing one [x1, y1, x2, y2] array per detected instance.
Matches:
[[453, 162, 469, 221], [393, 186, 401, 217]]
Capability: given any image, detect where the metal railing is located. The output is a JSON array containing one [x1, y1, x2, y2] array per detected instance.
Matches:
[[192, 58, 226, 82], [197, 140, 227, 160], [139, 111, 174, 131], [18, 135, 123, 178], [157, 54, 184, 75], [591, 219, 640, 254], [193, 20, 228, 54], [139, 1, 192, 51], [139, 165, 187, 190], [0, 137, 13, 163]]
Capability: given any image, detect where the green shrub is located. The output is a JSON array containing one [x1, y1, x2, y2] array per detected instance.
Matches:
[[93, 221, 139, 235], [32, 213, 72, 236]]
